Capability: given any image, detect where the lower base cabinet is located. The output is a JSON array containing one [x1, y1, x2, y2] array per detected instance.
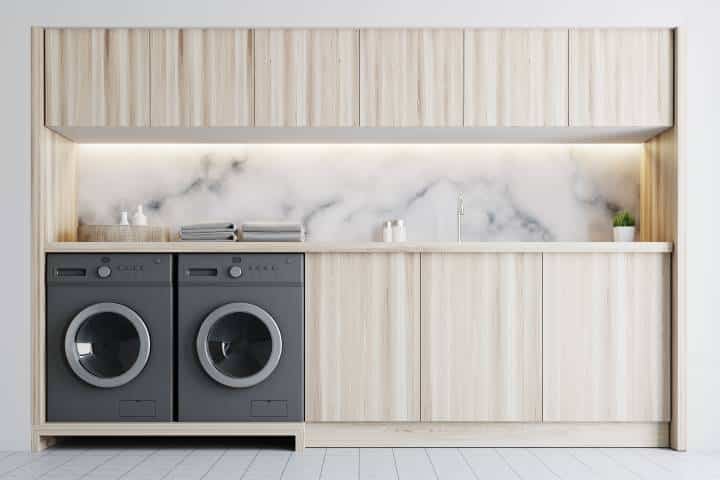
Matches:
[[305, 252, 420, 422], [421, 253, 542, 421], [542, 253, 671, 422]]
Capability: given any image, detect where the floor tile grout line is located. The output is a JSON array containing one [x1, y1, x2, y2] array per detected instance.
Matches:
[[567, 449, 594, 473], [597, 449, 643, 479], [635, 449, 675, 473], [494, 448, 523, 480], [277, 451, 293, 480], [158, 448, 195, 480], [526, 448, 562, 479], [318, 448, 328, 480], [457, 448, 481, 480], [239, 449, 261, 480], [1, 448, 86, 478], [199, 449, 228, 480], [116, 449, 161, 480], [76, 449, 127, 480], [391, 448, 400, 480], [423, 448, 440, 480]]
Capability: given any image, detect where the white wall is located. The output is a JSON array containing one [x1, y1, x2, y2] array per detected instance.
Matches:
[[2, 0, 717, 451]]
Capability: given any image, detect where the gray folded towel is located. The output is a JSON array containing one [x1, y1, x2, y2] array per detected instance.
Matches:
[[242, 221, 304, 233], [180, 231, 238, 241], [181, 222, 237, 233], [242, 231, 305, 242]]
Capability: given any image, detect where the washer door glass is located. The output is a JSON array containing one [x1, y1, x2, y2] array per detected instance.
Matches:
[[197, 303, 282, 388], [64, 303, 150, 389]]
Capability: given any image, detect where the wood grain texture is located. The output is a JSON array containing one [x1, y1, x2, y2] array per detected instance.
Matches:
[[32, 28, 79, 434], [45, 28, 150, 127], [150, 29, 253, 127], [464, 29, 568, 126], [360, 29, 463, 127], [641, 128, 676, 242], [304, 422, 668, 448], [570, 29, 673, 126], [255, 29, 358, 127], [543, 253, 671, 422], [421, 253, 541, 421], [305, 253, 420, 421]]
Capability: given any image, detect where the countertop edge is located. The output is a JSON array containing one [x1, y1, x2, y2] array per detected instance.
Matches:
[[45, 242, 674, 254]]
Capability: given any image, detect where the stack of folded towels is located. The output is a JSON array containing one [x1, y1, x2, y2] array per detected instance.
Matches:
[[179, 222, 237, 241], [241, 221, 306, 242]]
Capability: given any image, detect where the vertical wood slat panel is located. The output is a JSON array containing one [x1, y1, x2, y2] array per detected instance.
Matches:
[[45, 28, 150, 127], [150, 28, 253, 127], [254, 29, 358, 127], [421, 253, 542, 421], [543, 253, 671, 422], [360, 29, 463, 127], [464, 29, 568, 126], [305, 253, 420, 422], [570, 29, 673, 126]]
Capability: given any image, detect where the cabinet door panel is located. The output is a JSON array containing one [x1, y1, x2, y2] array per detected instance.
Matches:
[[543, 253, 671, 421], [464, 29, 568, 127], [570, 29, 673, 126], [45, 28, 149, 127], [306, 253, 420, 422], [360, 29, 463, 127], [255, 29, 358, 127], [150, 29, 253, 127], [421, 253, 542, 422]]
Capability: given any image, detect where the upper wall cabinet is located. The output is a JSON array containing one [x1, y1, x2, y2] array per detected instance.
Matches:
[[570, 29, 673, 127], [150, 29, 253, 127], [360, 29, 463, 127], [464, 29, 568, 127], [254, 29, 359, 127], [45, 28, 150, 127]]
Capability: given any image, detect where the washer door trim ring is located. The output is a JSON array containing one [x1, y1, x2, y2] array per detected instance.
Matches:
[[196, 302, 283, 388], [64, 302, 151, 389]]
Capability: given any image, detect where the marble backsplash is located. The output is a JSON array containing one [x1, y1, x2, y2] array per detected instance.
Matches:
[[77, 144, 642, 242]]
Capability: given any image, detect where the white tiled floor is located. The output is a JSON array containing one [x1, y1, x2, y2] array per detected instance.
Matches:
[[0, 444, 719, 479]]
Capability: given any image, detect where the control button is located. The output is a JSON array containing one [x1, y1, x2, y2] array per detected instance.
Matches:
[[228, 265, 243, 278], [97, 265, 112, 278], [272, 265, 278, 271]]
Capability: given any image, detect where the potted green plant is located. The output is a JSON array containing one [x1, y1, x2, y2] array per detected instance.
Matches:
[[612, 210, 636, 242]]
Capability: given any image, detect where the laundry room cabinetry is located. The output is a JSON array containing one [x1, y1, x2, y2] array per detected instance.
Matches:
[[304, 252, 420, 422], [420, 253, 542, 421], [542, 253, 671, 422]]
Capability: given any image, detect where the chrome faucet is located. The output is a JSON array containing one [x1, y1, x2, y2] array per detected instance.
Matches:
[[457, 192, 464, 243]]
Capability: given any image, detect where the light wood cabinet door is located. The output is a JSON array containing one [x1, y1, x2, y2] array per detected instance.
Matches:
[[305, 253, 420, 422], [360, 29, 463, 127], [150, 29, 253, 127], [543, 253, 671, 422], [255, 29, 359, 127], [464, 29, 568, 127], [421, 253, 542, 422], [45, 28, 149, 127], [570, 29, 673, 126]]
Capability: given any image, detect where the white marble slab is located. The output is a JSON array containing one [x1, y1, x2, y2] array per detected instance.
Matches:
[[77, 144, 641, 242]]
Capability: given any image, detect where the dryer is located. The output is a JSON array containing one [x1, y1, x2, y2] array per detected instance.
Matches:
[[177, 254, 303, 421], [46, 254, 173, 422]]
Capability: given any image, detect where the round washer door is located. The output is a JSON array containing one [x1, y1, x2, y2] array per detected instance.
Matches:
[[196, 302, 283, 388], [64, 302, 151, 389]]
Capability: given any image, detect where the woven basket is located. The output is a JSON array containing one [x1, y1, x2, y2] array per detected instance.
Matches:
[[78, 225, 169, 242]]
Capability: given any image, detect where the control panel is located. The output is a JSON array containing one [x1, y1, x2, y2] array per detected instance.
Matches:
[[178, 254, 304, 285]]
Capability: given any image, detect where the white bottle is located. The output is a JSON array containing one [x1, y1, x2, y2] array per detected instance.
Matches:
[[119, 210, 130, 226], [382, 221, 393, 243], [132, 205, 147, 226], [392, 219, 406, 242]]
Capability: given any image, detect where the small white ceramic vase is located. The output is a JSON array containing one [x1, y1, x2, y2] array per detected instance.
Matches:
[[613, 226, 635, 242]]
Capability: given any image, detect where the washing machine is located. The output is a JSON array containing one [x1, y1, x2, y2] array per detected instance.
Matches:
[[177, 253, 303, 421], [46, 254, 173, 422]]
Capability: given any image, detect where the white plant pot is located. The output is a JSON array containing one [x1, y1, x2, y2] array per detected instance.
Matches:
[[613, 226, 636, 242]]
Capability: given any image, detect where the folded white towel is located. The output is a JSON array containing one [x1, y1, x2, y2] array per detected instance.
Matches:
[[180, 231, 237, 241], [242, 221, 304, 233], [181, 222, 237, 232]]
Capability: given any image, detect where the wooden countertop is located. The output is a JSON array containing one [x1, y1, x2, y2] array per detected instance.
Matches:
[[46, 241, 673, 253]]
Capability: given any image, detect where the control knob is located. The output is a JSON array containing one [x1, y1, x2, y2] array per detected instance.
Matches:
[[97, 265, 112, 278], [228, 265, 243, 278]]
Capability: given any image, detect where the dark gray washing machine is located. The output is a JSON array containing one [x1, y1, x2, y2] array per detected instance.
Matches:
[[46, 254, 173, 422], [177, 254, 303, 421]]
